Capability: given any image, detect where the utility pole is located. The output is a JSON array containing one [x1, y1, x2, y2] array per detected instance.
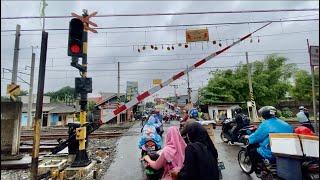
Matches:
[[246, 52, 258, 122], [27, 46, 36, 128], [30, 31, 48, 180], [7, 24, 21, 101], [11, 24, 21, 85], [170, 84, 179, 106], [187, 65, 191, 104], [307, 39, 319, 134], [117, 61, 120, 124]]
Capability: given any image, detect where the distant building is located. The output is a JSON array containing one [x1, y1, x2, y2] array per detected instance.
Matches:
[[166, 95, 189, 107], [95, 92, 134, 123], [200, 102, 245, 122], [21, 103, 79, 127]]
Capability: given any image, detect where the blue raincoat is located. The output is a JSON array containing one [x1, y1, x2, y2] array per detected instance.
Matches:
[[138, 121, 162, 149], [147, 115, 162, 129], [248, 117, 293, 161]]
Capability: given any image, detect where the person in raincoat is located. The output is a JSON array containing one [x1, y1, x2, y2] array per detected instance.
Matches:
[[246, 106, 293, 177], [139, 120, 162, 151]]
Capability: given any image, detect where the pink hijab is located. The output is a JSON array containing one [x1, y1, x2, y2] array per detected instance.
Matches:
[[161, 126, 187, 178]]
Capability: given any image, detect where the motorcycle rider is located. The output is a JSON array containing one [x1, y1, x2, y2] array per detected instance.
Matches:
[[230, 107, 246, 145], [148, 109, 164, 136], [180, 108, 200, 135], [296, 106, 315, 132], [245, 106, 293, 176]]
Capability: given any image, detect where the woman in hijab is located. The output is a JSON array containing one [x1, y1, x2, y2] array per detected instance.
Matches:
[[172, 122, 220, 180], [143, 126, 187, 180]]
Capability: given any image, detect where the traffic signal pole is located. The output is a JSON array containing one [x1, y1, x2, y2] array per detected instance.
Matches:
[[71, 10, 91, 167]]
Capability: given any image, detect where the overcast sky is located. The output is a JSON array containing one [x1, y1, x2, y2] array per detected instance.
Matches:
[[1, 1, 319, 101]]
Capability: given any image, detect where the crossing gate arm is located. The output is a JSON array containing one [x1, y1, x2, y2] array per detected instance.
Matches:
[[100, 22, 272, 123]]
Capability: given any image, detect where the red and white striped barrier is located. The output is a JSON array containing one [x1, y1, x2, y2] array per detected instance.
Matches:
[[102, 22, 272, 123]]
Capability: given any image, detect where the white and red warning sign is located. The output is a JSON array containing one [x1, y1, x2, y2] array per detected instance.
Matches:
[[310, 46, 319, 66]]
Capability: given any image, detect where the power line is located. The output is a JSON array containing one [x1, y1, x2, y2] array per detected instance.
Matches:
[[1, 18, 318, 32], [6, 48, 309, 63], [11, 62, 309, 80], [1, 8, 318, 20], [4, 29, 318, 52], [19, 59, 308, 72], [28, 51, 309, 68], [2, 14, 318, 36]]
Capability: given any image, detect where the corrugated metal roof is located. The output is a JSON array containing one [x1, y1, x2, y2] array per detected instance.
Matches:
[[22, 103, 79, 114]]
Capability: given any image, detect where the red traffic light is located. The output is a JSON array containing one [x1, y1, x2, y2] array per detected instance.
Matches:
[[70, 44, 81, 54]]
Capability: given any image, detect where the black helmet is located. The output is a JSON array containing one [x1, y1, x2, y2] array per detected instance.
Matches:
[[233, 106, 242, 114], [258, 106, 277, 120]]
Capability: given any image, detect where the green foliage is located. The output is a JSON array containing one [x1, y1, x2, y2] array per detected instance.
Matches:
[[1, 96, 10, 102], [290, 69, 319, 101], [200, 55, 296, 107], [87, 101, 96, 112], [45, 86, 75, 102], [281, 107, 294, 118]]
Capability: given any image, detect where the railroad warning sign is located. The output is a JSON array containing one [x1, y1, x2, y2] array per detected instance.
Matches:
[[7, 84, 20, 96], [310, 46, 319, 66], [186, 28, 209, 42]]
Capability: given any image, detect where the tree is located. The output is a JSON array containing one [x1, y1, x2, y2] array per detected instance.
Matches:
[[87, 101, 96, 112], [45, 86, 75, 102], [290, 69, 319, 101], [200, 55, 296, 107]]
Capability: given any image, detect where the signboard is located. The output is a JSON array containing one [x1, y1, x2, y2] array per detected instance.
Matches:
[[186, 28, 209, 42], [126, 81, 138, 101], [7, 84, 20, 96], [310, 46, 319, 66], [152, 79, 162, 85]]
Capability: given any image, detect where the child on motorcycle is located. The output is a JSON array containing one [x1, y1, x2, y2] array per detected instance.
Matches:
[[139, 121, 162, 153]]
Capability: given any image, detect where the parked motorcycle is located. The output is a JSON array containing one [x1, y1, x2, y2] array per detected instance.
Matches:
[[220, 118, 257, 144], [238, 143, 278, 179], [141, 140, 164, 180]]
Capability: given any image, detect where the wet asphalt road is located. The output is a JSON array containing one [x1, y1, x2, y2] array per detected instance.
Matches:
[[102, 121, 259, 180]]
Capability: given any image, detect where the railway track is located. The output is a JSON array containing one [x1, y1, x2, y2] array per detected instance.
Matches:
[[20, 131, 123, 141]]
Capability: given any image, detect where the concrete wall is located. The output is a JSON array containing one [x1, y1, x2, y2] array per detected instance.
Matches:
[[1, 102, 22, 155], [208, 105, 239, 121]]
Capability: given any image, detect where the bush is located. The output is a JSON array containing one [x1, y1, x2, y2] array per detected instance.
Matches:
[[281, 107, 293, 118]]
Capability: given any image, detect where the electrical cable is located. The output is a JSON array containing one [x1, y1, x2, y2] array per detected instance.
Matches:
[[1, 8, 318, 20]]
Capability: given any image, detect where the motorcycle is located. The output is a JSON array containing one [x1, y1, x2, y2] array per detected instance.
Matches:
[[302, 158, 319, 180], [220, 118, 257, 144], [141, 139, 164, 180], [238, 143, 278, 179]]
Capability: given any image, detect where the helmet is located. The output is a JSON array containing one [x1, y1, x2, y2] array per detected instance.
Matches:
[[258, 106, 277, 120], [188, 108, 198, 118], [233, 106, 242, 114], [299, 106, 305, 111]]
